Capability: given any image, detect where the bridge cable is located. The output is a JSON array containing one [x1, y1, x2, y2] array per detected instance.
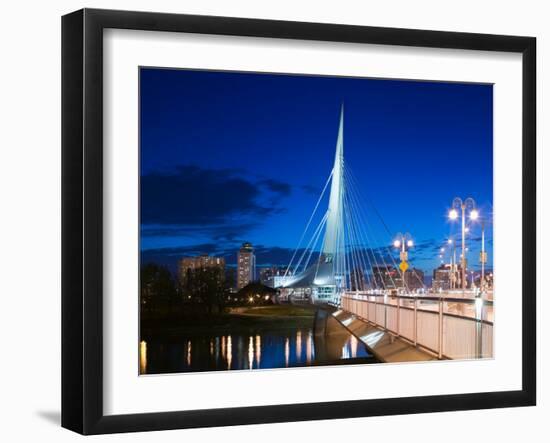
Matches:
[[283, 171, 333, 279]]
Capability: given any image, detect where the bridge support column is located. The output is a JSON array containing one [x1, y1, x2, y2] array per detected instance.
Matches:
[[313, 307, 354, 361]]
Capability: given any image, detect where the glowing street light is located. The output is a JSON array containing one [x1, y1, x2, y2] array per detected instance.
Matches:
[[393, 232, 413, 257], [449, 197, 476, 292]]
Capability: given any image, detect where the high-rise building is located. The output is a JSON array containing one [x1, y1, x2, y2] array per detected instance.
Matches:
[[432, 263, 468, 291], [371, 265, 425, 291], [372, 265, 401, 289], [404, 268, 425, 291], [237, 242, 256, 289], [432, 264, 452, 291], [178, 254, 225, 286]]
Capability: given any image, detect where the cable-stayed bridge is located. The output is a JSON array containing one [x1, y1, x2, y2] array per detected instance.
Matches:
[[275, 105, 424, 305], [274, 106, 493, 361]]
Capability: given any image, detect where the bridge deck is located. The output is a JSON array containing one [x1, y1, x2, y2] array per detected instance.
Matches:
[[332, 310, 437, 363]]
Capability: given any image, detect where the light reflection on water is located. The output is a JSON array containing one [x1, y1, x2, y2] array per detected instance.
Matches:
[[248, 336, 254, 369], [284, 337, 290, 367], [139, 340, 147, 374], [296, 330, 302, 362], [227, 336, 232, 369], [141, 328, 372, 374], [341, 335, 359, 359], [255, 335, 261, 367]]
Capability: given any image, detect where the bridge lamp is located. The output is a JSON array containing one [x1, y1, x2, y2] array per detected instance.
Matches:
[[449, 208, 459, 220], [393, 232, 413, 292], [393, 233, 413, 251], [449, 197, 476, 293]]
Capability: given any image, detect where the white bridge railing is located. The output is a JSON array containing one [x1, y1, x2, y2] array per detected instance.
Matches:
[[341, 291, 493, 360]]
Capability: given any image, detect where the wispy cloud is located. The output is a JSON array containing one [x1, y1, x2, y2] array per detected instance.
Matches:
[[141, 165, 293, 241]]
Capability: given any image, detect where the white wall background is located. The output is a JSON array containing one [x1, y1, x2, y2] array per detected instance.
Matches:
[[0, 0, 546, 441]]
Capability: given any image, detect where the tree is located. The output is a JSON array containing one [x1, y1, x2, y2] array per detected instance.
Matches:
[[185, 266, 226, 314], [140, 263, 178, 316]]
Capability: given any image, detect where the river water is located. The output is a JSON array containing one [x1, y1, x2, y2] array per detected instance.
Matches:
[[140, 323, 376, 375]]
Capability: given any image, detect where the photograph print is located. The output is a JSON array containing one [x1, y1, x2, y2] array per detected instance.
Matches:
[[139, 68, 494, 375]]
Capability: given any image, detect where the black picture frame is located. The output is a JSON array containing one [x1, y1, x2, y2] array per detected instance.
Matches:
[[62, 8, 536, 435]]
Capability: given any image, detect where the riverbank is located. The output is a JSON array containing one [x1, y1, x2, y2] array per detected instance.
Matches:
[[228, 305, 316, 317], [141, 305, 316, 341], [140, 305, 378, 374]]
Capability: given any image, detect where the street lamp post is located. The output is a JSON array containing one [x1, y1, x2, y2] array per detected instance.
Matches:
[[449, 197, 477, 294], [393, 232, 413, 339], [480, 220, 487, 292], [393, 232, 413, 292]]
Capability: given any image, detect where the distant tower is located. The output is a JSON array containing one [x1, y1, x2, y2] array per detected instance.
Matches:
[[237, 242, 256, 289]]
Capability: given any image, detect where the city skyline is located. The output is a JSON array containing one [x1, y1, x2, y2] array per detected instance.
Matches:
[[140, 68, 493, 276]]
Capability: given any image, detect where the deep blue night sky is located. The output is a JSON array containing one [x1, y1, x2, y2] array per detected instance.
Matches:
[[140, 68, 493, 275]]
